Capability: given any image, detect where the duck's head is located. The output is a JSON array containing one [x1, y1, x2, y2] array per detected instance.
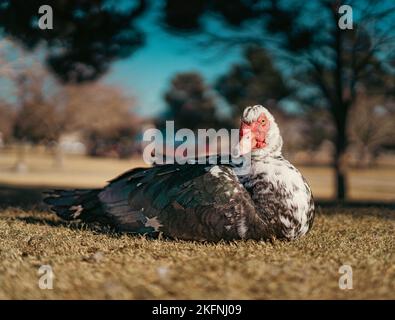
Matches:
[[238, 105, 283, 157]]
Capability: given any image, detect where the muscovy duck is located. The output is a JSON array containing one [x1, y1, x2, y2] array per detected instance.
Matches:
[[44, 105, 314, 241]]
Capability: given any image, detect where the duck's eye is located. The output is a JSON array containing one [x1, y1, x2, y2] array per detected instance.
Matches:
[[261, 119, 266, 125]]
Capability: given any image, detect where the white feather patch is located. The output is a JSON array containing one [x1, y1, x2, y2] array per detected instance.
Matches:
[[208, 165, 222, 177], [237, 216, 248, 238], [144, 216, 163, 231], [70, 205, 83, 218]]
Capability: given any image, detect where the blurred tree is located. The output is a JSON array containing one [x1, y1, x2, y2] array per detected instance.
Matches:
[[301, 109, 335, 153], [13, 73, 61, 144], [0, 101, 15, 145], [1, 38, 139, 159], [299, 108, 335, 164], [10, 64, 63, 171], [216, 46, 291, 122], [0, 0, 147, 82], [1, 38, 63, 169], [163, 72, 227, 130], [349, 91, 395, 166], [163, 0, 395, 200], [62, 83, 138, 157], [13, 101, 61, 144]]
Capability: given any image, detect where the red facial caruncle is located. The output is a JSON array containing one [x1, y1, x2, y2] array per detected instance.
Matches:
[[239, 113, 270, 155]]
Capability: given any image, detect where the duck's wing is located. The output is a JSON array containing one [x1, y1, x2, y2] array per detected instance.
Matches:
[[98, 163, 270, 241]]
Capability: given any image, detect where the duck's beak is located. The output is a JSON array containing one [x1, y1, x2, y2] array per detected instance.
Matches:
[[236, 125, 257, 156]]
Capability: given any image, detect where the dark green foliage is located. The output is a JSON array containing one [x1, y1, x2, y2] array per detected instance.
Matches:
[[0, 0, 147, 82], [163, 72, 227, 130], [216, 46, 291, 120], [163, 0, 263, 32]]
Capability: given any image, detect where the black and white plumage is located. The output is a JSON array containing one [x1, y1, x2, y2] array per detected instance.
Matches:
[[44, 105, 315, 241]]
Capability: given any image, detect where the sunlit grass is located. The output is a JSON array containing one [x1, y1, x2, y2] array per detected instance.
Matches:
[[0, 207, 393, 299]]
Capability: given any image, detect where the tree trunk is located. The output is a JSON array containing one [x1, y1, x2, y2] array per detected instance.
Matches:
[[334, 120, 348, 201], [331, 6, 349, 201]]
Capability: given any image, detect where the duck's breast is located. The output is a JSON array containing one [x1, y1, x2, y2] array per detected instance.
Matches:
[[246, 157, 315, 239]]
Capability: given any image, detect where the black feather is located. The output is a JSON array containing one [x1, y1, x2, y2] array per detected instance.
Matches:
[[43, 188, 104, 221]]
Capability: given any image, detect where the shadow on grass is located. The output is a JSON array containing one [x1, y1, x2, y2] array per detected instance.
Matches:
[[10, 215, 164, 240], [10, 215, 96, 231], [10, 213, 128, 238], [0, 184, 46, 210]]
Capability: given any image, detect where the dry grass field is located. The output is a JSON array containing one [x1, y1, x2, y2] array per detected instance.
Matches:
[[0, 207, 394, 299], [0, 149, 394, 299]]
